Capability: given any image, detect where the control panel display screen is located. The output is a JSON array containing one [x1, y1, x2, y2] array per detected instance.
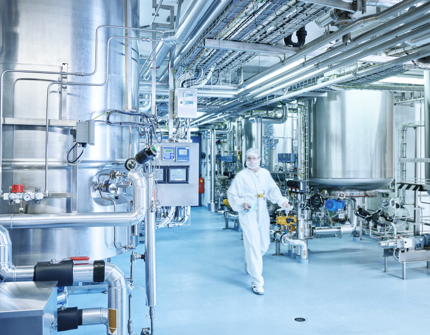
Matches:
[[162, 146, 175, 160], [155, 168, 164, 182], [170, 168, 186, 181], [176, 147, 190, 162], [167, 166, 189, 184]]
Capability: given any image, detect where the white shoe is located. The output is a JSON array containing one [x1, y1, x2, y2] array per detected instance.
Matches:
[[252, 285, 264, 295], [245, 263, 250, 275]]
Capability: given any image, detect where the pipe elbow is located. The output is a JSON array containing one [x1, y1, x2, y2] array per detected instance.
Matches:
[[105, 263, 127, 289]]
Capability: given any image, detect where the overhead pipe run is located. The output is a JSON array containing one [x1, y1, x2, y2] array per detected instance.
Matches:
[[141, 0, 216, 80], [191, 0, 426, 125], [158, 0, 232, 81], [195, 45, 430, 126]]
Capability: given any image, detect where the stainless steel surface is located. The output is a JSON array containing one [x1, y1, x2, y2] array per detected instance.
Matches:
[[81, 308, 109, 326], [159, 0, 231, 81], [73, 263, 97, 284], [0, 169, 146, 226], [204, 39, 298, 55], [105, 263, 128, 335], [310, 90, 394, 190], [0, 224, 35, 281], [192, 0, 425, 125], [209, 129, 216, 210], [425, 71, 430, 184], [398, 249, 430, 262], [0, 281, 57, 335], [306, 0, 355, 11], [0, 0, 141, 265], [142, 0, 215, 79]]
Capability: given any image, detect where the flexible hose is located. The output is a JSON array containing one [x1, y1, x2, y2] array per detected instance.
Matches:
[[263, 124, 276, 168]]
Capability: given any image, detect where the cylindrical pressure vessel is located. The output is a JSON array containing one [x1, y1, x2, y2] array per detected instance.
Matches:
[[0, 0, 140, 265], [310, 90, 394, 190]]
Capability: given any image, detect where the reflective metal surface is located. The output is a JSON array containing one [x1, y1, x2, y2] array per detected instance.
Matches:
[[0, 0, 139, 265], [310, 90, 394, 190], [0, 281, 57, 334]]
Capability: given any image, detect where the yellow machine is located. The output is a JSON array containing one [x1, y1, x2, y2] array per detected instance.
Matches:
[[222, 199, 230, 207], [276, 215, 297, 232]]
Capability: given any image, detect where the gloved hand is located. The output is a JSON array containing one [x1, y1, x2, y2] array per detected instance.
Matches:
[[282, 202, 291, 209], [243, 203, 251, 210]]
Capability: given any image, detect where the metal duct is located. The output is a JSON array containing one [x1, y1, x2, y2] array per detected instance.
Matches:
[[142, 0, 216, 79]]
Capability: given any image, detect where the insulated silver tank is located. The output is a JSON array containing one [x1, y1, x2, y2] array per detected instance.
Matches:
[[310, 90, 394, 190], [0, 0, 140, 265]]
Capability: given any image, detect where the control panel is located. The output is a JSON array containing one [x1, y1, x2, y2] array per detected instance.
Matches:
[[176, 147, 190, 162], [278, 153, 297, 163], [152, 142, 199, 206], [162, 146, 175, 160]]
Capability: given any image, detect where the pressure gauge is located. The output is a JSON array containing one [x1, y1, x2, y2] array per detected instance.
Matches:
[[23, 193, 31, 201]]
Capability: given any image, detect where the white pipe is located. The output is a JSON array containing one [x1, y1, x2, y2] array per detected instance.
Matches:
[[171, 206, 190, 225], [281, 233, 308, 260], [156, 206, 176, 228]]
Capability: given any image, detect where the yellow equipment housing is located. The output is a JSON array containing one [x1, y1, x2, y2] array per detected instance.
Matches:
[[222, 199, 230, 207], [275, 215, 297, 232]]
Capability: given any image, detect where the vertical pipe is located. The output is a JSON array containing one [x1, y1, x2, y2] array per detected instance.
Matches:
[[297, 108, 302, 180], [425, 71, 430, 184], [146, 25, 157, 335], [384, 257, 388, 272], [402, 262, 406, 280], [209, 128, 216, 211]]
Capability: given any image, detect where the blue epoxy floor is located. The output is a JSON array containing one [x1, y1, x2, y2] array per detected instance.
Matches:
[[68, 207, 430, 335]]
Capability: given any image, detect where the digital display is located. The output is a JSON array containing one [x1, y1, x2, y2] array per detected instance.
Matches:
[[184, 92, 194, 98], [179, 149, 187, 155], [154, 168, 164, 181], [163, 146, 175, 160], [170, 168, 187, 181], [184, 101, 194, 106]]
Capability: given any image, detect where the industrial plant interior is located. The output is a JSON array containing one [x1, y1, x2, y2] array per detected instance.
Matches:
[[2, 0, 430, 334]]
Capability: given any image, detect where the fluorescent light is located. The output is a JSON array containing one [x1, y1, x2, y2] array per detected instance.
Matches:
[[378, 76, 424, 85], [243, 59, 305, 91], [252, 68, 324, 99]]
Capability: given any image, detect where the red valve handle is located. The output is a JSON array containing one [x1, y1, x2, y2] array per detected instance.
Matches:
[[70, 256, 90, 261]]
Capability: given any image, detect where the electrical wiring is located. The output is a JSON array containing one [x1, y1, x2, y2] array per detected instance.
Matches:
[[66, 143, 86, 165]]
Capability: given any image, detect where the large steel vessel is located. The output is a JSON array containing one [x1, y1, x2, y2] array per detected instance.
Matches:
[[310, 90, 394, 190], [0, 0, 139, 265]]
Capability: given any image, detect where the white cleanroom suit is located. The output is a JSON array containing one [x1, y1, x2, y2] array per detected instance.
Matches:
[[227, 167, 288, 287]]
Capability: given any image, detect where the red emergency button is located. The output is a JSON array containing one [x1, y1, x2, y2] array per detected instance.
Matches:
[[11, 184, 24, 193]]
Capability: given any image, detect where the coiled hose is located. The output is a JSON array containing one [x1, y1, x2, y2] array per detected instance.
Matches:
[[263, 124, 276, 168]]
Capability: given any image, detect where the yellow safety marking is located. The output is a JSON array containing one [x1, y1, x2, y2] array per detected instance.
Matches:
[[257, 194, 264, 198], [109, 309, 117, 334]]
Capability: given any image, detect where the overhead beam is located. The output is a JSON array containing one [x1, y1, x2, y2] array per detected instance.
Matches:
[[204, 39, 297, 55]]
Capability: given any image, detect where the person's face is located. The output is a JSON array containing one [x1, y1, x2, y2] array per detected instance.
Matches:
[[246, 154, 260, 169], [247, 155, 259, 163]]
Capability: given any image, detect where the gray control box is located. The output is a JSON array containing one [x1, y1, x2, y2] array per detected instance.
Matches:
[[145, 142, 199, 206], [76, 119, 95, 145]]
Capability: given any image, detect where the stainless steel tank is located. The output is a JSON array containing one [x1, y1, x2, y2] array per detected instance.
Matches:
[[310, 90, 394, 190], [0, 0, 140, 265]]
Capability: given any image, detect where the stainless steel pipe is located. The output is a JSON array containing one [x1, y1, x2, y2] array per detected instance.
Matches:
[[0, 170, 147, 229], [81, 308, 109, 326], [425, 71, 430, 184]]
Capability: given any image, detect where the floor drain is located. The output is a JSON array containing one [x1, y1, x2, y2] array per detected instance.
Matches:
[[294, 317, 306, 322]]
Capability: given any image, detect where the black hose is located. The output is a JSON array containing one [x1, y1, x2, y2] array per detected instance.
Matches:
[[284, 26, 307, 48]]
